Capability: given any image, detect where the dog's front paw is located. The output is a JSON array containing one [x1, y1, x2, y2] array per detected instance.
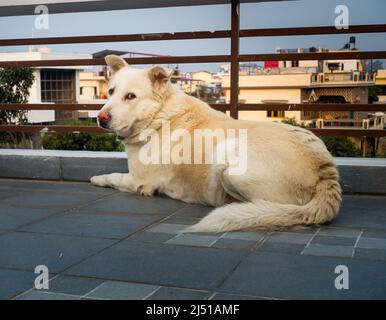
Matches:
[[90, 175, 109, 187], [137, 184, 155, 197]]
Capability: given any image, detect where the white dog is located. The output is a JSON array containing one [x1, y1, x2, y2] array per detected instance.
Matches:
[[91, 55, 342, 233]]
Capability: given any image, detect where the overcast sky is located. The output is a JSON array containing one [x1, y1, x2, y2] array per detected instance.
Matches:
[[0, 0, 385, 72]]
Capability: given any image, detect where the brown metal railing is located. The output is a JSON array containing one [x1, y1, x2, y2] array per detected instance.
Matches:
[[0, 0, 385, 138]]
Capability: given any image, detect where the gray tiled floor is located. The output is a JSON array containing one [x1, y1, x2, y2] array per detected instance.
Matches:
[[0, 178, 386, 300], [20, 212, 157, 239], [220, 251, 386, 299], [64, 240, 247, 290], [0, 231, 115, 272]]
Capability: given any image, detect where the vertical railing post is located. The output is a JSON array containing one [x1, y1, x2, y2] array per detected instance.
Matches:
[[230, 0, 240, 119]]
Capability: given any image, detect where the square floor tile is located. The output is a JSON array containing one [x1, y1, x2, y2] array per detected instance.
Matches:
[[173, 204, 213, 219], [302, 244, 354, 258], [255, 242, 306, 255], [318, 227, 361, 238], [2, 191, 101, 210], [312, 235, 356, 246], [0, 232, 115, 272], [46, 275, 103, 295], [65, 241, 246, 290], [85, 281, 160, 300], [357, 237, 386, 250], [332, 196, 386, 230], [212, 238, 257, 249], [18, 291, 81, 300], [148, 223, 188, 234], [166, 234, 219, 247], [0, 179, 117, 195], [163, 216, 200, 225], [0, 205, 58, 229], [21, 212, 155, 239], [354, 248, 386, 262], [211, 292, 269, 300], [84, 193, 185, 215], [266, 232, 314, 245], [0, 269, 36, 299], [361, 230, 386, 239], [131, 231, 176, 244], [147, 287, 209, 300], [223, 231, 266, 242], [0, 189, 21, 200], [221, 251, 386, 299]]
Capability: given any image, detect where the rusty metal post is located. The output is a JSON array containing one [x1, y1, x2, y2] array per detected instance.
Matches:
[[230, 0, 240, 119]]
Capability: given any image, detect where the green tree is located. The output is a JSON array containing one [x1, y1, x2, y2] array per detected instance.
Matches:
[[0, 67, 35, 147]]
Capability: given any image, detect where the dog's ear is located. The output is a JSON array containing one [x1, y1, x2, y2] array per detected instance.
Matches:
[[148, 65, 172, 87], [105, 55, 128, 74]]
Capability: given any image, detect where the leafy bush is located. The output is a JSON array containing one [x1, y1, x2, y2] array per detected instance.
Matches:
[[42, 132, 124, 152], [281, 117, 315, 128], [321, 136, 362, 157]]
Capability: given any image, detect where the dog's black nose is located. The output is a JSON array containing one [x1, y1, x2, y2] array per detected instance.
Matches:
[[98, 111, 111, 128]]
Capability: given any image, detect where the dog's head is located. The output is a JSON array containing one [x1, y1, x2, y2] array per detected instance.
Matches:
[[97, 55, 173, 138]]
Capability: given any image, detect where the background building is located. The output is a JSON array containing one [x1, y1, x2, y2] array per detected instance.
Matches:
[[0, 47, 91, 123]]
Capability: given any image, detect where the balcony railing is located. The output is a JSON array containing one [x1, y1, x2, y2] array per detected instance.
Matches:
[[316, 114, 385, 130], [0, 0, 386, 138]]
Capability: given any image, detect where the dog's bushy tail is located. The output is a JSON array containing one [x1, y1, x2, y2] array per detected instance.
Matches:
[[184, 176, 342, 233]]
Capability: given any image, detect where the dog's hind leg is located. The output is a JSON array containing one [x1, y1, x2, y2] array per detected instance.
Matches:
[[90, 173, 136, 193]]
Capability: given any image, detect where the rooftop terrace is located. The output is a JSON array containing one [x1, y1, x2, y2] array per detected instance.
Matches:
[[0, 0, 386, 300], [0, 172, 386, 300]]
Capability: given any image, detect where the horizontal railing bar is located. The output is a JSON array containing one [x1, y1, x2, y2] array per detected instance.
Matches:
[[0, 31, 230, 46], [240, 51, 386, 62], [1, 24, 386, 47], [0, 125, 104, 133], [309, 129, 386, 137], [1, 103, 386, 112], [0, 55, 231, 67], [237, 104, 386, 112], [0, 103, 104, 110], [240, 24, 386, 37], [0, 125, 385, 137], [0, 103, 228, 111], [2, 51, 386, 67]]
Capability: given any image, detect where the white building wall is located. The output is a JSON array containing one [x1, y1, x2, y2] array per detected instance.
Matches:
[[26, 69, 55, 123], [225, 88, 302, 122], [0, 50, 91, 123]]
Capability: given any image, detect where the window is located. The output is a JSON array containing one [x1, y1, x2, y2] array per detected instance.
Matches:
[[291, 60, 299, 67], [267, 110, 285, 118], [41, 69, 76, 103]]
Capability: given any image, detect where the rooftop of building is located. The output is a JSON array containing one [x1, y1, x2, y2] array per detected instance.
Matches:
[[0, 150, 385, 300], [1, 177, 386, 300]]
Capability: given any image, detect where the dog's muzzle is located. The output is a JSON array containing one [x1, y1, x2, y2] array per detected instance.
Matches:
[[97, 110, 111, 130]]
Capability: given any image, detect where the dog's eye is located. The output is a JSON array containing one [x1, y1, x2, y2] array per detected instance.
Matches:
[[125, 93, 136, 100], [108, 88, 114, 96]]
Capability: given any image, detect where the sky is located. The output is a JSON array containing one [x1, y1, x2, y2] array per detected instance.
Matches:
[[0, 0, 385, 72]]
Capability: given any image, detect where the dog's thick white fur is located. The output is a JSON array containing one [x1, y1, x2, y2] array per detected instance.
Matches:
[[91, 55, 342, 233]]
